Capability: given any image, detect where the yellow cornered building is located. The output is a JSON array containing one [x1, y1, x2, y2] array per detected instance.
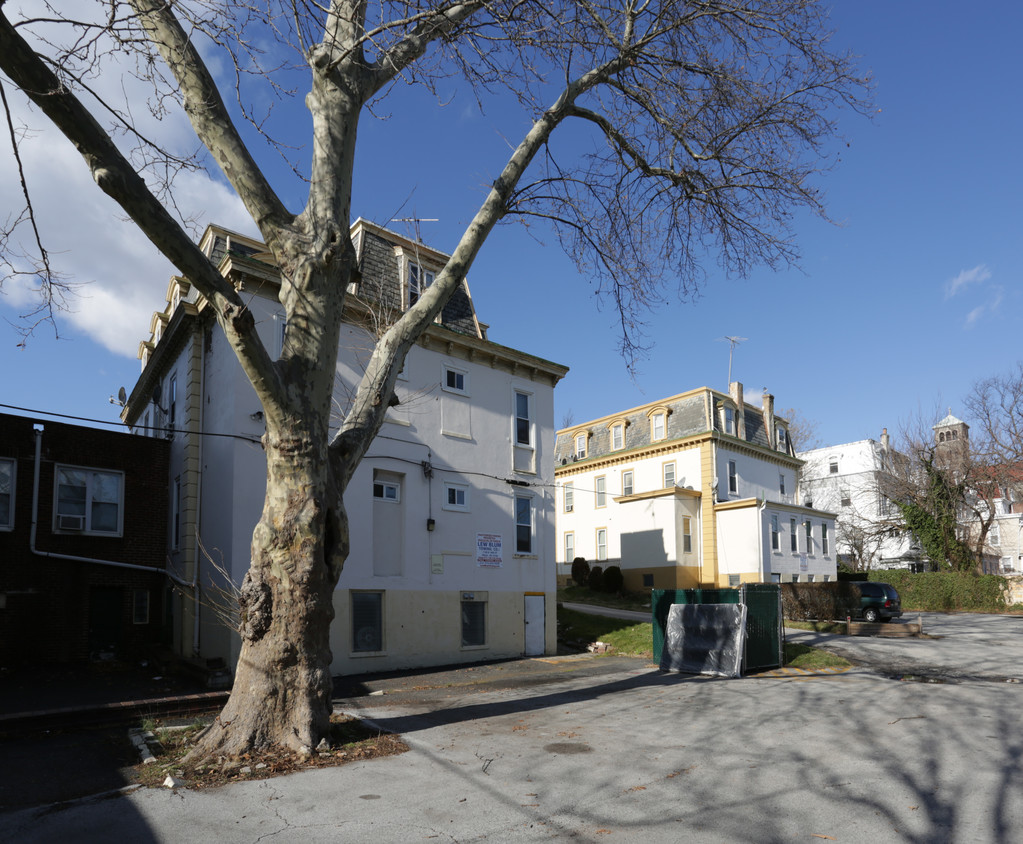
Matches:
[[555, 383, 837, 590]]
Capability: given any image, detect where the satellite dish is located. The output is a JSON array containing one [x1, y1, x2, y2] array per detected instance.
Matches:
[[151, 383, 167, 413], [118, 386, 126, 405]]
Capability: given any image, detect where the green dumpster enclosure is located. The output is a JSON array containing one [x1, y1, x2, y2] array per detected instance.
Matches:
[[651, 584, 783, 673]]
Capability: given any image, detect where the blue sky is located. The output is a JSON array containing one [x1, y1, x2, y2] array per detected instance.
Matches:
[[1, 1, 1020, 450]]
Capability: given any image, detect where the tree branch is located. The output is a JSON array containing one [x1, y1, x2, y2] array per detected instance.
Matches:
[[129, 0, 292, 241]]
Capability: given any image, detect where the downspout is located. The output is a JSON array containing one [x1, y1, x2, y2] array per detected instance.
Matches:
[[191, 327, 206, 656], [757, 495, 767, 582], [30, 426, 192, 591]]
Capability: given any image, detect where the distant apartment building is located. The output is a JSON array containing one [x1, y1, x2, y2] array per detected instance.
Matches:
[[555, 383, 837, 590]]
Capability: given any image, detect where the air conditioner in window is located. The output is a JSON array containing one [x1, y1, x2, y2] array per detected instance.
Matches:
[[565, 505, 574, 512], [58, 514, 85, 531]]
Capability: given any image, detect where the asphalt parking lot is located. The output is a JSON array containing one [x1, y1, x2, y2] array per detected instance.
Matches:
[[3, 613, 1023, 842]]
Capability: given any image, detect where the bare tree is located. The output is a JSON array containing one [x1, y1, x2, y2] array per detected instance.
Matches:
[[0, 1, 868, 762], [777, 406, 822, 452], [877, 391, 1023, 574], [962, 364, 1023, 569]]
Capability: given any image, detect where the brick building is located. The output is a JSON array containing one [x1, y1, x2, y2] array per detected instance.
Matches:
[[0, 412, 170, 664]]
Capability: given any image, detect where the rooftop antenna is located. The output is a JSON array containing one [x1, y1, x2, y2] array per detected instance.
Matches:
[[718, 336, 747, 385], [390, 217, 439, 243]]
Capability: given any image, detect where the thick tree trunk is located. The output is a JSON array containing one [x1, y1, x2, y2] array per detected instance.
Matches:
[[186, 425, 346, 762]]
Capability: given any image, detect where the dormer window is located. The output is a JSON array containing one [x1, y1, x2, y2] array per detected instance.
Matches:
[[722, 405, 736, 436], [607, 418, 627, 451], [648, 407, 668, 441], [574, 432, 587, 458], [408, 262, 435, 308], [777, 426, 788, 450]]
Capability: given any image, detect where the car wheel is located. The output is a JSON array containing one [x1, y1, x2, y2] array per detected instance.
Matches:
[[864, 608, 879, 623]]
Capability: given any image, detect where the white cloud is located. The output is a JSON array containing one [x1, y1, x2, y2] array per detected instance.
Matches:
[[0, 11, 257, 359], [964, 305, 986, 329], [945, 264, 991, 299], [962, 287, 1004, 330]]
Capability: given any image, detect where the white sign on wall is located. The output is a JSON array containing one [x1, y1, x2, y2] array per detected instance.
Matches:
[[476, 533, 503, 567], [799, 553, 808, 571]]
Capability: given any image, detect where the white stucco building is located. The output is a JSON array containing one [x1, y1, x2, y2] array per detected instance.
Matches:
[[798, 430, 919, 570], [555, 383, 837, 590], [122, 220, 568, 677]]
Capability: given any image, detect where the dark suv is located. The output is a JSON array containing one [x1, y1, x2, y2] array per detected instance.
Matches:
[[852, 582, 902, 622]]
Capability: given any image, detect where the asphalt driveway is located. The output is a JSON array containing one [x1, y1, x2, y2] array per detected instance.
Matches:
[[4, 613, 1023, 842], [786, 611, 1023, 682]]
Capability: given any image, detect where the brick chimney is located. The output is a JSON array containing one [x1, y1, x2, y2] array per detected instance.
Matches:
[[762, 389, 775, 448], [728, 381, 746, 439]]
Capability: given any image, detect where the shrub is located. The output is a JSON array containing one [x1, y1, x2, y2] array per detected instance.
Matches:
[[781, 581, 859, 621], [587, 565, 604, 591], [602, 565, 624, 594], [868, 570, 1008, 613], [571, 557, 590, 586]]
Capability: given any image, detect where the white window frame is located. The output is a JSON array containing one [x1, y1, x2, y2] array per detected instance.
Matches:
[[0, 457, 14, 531], [563, 482, 574, 513], [805, 520, 814, 555], [622, 470, 634, 497], [790, 517, 798, 553], [663, 461, 676, 488], [595, 475, 607, 508], [777, 426, 788, 450], [779, 473, 786, 495], [574, 433, 587, 458], [373, 480, 400, 502], [443, 482, 470, 512], [822, 522, 830, 555], [54, 465, 124, 536], [990, 523, 1001, 546], [683, 516, 692, 554], [168, 373, 177, 431], [407, 261, 436, 308], [596, 527, 608, 561], [727, 460, 738, 495], [514, 389, 533, 448], [723, 405, 736, 436], [771, 515, 779, 551], [515, 494, 534, 554], [610, 423, 624, 451], [442, 364, 469, 396], [352, 591, 385, 654], [564, 531, 575, 563], [651, 412, 666, 441]]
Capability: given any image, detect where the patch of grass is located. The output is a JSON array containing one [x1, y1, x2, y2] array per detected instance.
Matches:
[[784, 643, 851, 670], [557, 585, 651, 613], [130, 712, 408, 790], [558, 607, 653, 657]]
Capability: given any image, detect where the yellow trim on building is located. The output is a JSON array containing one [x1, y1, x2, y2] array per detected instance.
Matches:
[[699, 437, 717, 586]]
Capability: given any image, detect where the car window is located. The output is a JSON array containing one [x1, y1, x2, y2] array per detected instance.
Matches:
[[882, 585, 899, 601], [859, 584, 879, 597]]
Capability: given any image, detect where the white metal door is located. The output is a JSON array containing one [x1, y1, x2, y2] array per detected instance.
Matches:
[[524, 594, 545, 656]]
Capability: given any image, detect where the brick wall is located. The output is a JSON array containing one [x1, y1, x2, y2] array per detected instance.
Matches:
[[0, 413, 170, 664]]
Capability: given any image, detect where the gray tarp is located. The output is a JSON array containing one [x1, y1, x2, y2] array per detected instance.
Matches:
[[659, 602, 747, 678]]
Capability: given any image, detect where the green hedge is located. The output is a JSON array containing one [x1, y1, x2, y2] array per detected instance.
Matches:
[[781, 572, 1011, 620], [867, 571, 1009, 613]]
